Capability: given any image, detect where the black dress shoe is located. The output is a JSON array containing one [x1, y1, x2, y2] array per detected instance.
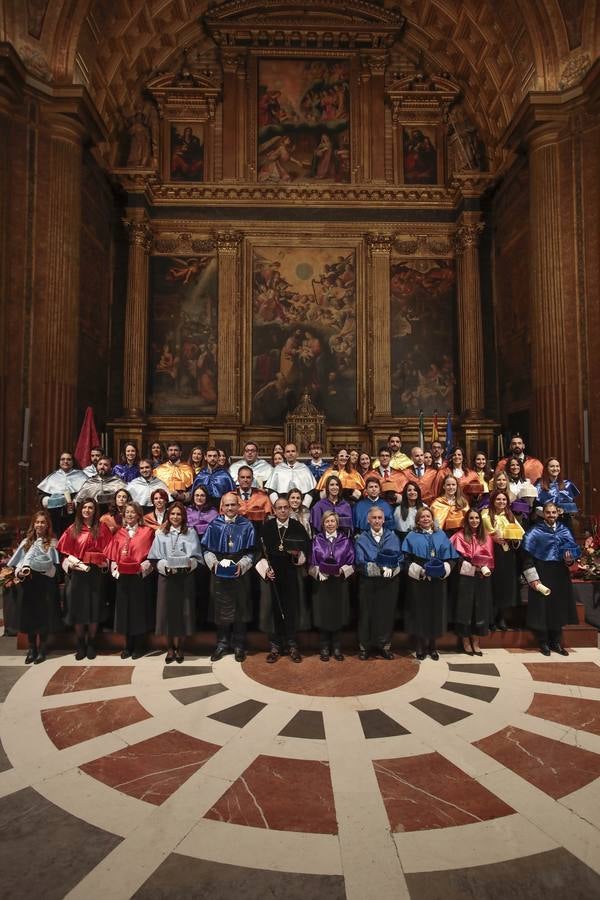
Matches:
[[473, 649, 483, 657], [489, 623, 497, 633], [462, 645, 474, 656], [75, 641, 86, 661], [165, 650, 176, 664], [416, 651, 426, 661], [429, 650, 440, 661], [25, 648, 36, 665], [333, 649, 344, 661], [550, 643, 569, 656], [320, 648, 330, 662], [358, 650, 369, 661], [289, 647, 302, 663], [380, 649, 394, 660], [86, 643, 97, 660], [34, 651, 46, 665], [132, 650, 145, 660], [496, 619, 508, 632], [234, 648, 246, 663], [210, 646, 227, 662], [121, 648, 132, 660], [266, 650, 280, 664], [539, 643, 551, 656]]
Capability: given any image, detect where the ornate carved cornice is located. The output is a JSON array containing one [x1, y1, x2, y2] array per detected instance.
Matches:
[[144, 181, 454, 208], [386, 70, 461, 125], [145, 64, 221, 121], [204, 0, 404, 51], [152, 234, 216, 254], [393, 234, 453, 257], [453, 222, 484, 255]]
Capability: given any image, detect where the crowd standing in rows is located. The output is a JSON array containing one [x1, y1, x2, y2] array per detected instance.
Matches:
[[6, 433, 581, 665]]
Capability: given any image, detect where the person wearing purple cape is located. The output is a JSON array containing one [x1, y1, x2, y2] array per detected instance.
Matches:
[[310, 475, 353, 534], [309, 511, 355, 661]]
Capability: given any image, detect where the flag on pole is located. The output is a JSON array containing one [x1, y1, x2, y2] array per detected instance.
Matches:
[[431, 411, 439, 444], [445, 411, 453, 459], [418, 410, 425, 449], [74, 407, 100, 468]]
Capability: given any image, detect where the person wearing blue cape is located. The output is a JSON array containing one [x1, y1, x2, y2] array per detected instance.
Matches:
[[522, 501, 581, 655], [402, 506, 460, 660], [201, 493, 255, 663], [354, 506, 402, 660], [534, 458, 580, 528], [192, 447, 236, 500], [353, 476, 394, 533]]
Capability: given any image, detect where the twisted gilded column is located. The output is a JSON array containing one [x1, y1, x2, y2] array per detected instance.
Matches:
[[366, 233, 393, 419], [216, 231, 243, 419], [123, 217, 153, 417], [528, 126, 568, 462], [39, 112, 84, 471], [454, 217, 485, 419]]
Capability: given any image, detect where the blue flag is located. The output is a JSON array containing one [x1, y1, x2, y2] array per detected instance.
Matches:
[[445, 412, 453, 459]]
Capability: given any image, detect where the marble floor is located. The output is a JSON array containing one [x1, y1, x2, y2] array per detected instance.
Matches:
[[1, 635, 600, 899]]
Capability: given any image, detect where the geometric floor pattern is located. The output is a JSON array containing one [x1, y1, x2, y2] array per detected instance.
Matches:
[[1, 642, 600, 899]]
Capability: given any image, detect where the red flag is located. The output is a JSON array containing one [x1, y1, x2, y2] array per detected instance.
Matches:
[[74, 407, 100, 468]]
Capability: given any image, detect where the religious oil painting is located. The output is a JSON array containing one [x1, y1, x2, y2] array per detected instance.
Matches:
[[252, 247, 357, 425], [169, 123, 204, 181], [257, 59, 350, 183], [402, 125, 438, 184], [149, 253, 218, 414], [390, 259, 456, 416]]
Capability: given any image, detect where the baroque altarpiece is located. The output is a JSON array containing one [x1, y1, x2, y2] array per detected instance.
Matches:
[[110, 0, 496, 463]]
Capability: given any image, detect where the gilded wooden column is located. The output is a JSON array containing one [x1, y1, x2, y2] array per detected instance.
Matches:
[[216, 231, 243, 420], [39, 113, 84, 471], [454, 217, 485, 419], [365, 53, 388, 183], [221, 51, 247, 181], [528, 126, 568, 462], [123, 217, 153, 418], [366, 233, 393, 419]]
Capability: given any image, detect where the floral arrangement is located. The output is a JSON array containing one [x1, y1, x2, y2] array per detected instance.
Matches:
[[575, 517, 600, 580]]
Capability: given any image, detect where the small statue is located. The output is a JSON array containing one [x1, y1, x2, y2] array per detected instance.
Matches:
[[126, 111, 151, 167]]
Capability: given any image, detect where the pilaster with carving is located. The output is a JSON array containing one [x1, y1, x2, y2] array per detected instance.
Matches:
[[38, 111, 85, 472], [123, 217, 153, 418], [366, 233, 393, 419], [362, 53, 388, 183], [221, 51, 248, 181], [216, 231, 243, 419], [453, 216, 485, 419]]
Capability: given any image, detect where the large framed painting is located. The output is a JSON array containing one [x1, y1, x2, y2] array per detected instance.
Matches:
[[257, 59, 350, 183], [402, 125, 439, 185], [390, 259, 456, 415], [149, 253, 218, 414], [251, 246, 357, 424], [168, 122, 204, 181]]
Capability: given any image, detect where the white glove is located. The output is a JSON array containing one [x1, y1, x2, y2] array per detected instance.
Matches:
[[351, 489, 362, 500], [318, 571, 329, 581], [340, 564, 354, 579], [140, 560, 153, 577], [382, 567, 393, 578], [255, 558, 270, 579], [443, 562, 451, 578], [461, 560, 476, 577], [110, 562, 120, 580], [188, 558, 198, 572], [408, 562, 425, 581], [366, 562, 380, 577], [156, 559, 168, 576], [480, 565, 491, 577], [296, 551, 306, 566]]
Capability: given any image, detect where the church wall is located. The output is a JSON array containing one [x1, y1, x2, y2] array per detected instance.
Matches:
[[76, 150, 114, 437], [491, 157, 532, 442]]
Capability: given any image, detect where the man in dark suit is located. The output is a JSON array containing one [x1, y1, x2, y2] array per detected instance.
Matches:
[[258, 497, 310, 663]]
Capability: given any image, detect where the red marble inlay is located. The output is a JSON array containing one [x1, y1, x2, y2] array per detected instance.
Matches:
[[374, 752, 513, 832], [242, 653, 418, 697], [205, 754, 337, 833], [42, 697, 151, 749], [524, 662, 600, 688], [474, 726, 600, 798], [527, 694, 600, 736], [44, 666, 134, 696], [80, 729, 220, 804]]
